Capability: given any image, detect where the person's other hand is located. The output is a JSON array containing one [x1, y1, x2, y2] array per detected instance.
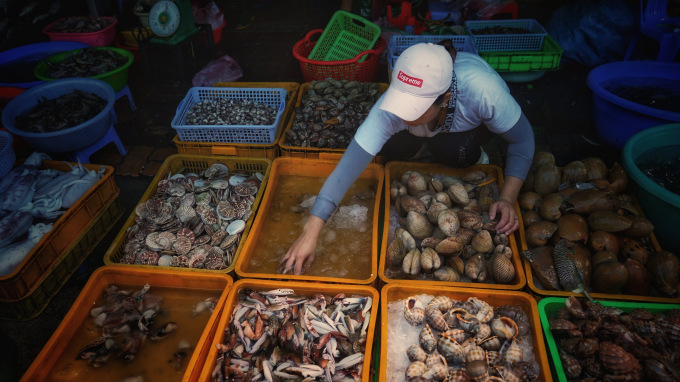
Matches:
[[278, 215, 324, 275], [489, 198, 519, 235]]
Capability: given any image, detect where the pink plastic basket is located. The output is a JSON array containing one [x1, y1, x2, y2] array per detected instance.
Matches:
[[43, 17, 118, 47]]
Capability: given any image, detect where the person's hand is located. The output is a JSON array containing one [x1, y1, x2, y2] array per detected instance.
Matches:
[[489, 197, 519, 235], [278, 215, 324, 275]]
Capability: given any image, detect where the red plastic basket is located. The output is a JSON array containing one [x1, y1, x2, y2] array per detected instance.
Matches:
[[293, 29, 385, 82]]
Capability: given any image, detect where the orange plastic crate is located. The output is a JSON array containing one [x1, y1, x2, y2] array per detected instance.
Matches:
[[0, 161, 118, 302], [278, 82, 387, 163], [380, 161, 526, 290], [379, 283, 553, 382], [104, 155, 272, 275], [518, 192, 680, 303], [173, 82, 300, 159], [20, 266, 233, 382], [197, 279, 379, 382], [235, 157, 384, 285]]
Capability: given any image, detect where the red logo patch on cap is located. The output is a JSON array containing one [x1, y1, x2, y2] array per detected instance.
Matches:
[[397, 71, 423, 88]]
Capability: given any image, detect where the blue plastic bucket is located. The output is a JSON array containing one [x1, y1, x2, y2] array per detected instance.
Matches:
[[622, 123, 680, 254], [0, 42, 90, 88], [587, 61, 680, 149], [1, 78, 114, 153]]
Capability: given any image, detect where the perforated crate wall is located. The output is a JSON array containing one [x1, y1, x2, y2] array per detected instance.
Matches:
[[307, 11, 381, 63], [172, 87, 286, 145], [387, 35, 479, 69], [465, 19, 547, 52]]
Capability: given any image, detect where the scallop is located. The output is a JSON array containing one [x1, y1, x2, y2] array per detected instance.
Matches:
[[226, 220, 245, 235]]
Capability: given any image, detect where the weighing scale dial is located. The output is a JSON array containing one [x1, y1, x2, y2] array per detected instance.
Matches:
[[149, 0, 181, 37]]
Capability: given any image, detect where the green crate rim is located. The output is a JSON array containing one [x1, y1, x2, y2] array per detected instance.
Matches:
[[308, 10, 381, 63], [478, 35, 563, 72]]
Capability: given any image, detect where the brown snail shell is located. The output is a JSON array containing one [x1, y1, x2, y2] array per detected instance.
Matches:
[[646, 250, 680, 296], [407, 211, 433, 240], [407, 172, 428, 196], [556, 187, 579, 199], [447, 257, 465, 275], [489, 250, 516, 283], [533, 151, 555, 168], [567, 244, 592, 288], [386, 237, 408, 269], [617, 200, 640, 215], [556, 214, 589, 243], [401, 195, 428, 215], [618, 216, 654, 238], [518, 191, 542, 211], [534, 164, 561, 197], [526, 246, 560, 290], [565, 189, 618, 215], [521, 167, 536, 192], [522, 211, 542, 228], [588, 231, 620, 254], [526, 221, 558, 247], [434, 266, 460, 282], [465, 253, 486, 280], [592, 262, 629, 294], [539, 193, 563, 221], [581, 157, 608, 180], [619, 236, 649, 264], [588, 211, 632, 232], [562, 161, 588, 183], [437, 209, 460, 237], [607, 163, 629, 194], [435, 236, 465, 255], [621, 258, 651, 296], [471, 230, 494, 253], [592, 250, 618, 268]]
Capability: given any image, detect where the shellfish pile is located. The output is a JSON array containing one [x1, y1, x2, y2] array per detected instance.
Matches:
[[120, 163, 263, 270], [15, 90, 107, 133], [211, 288, 371, 382], [549, 296, 680, 382], [185, 98, 279, 126], [283, 79, 383, 149], [385, 170, 517, 284], [49, 16, 116, 33], [45, 48, 128, 79], [520, 152, 680, 297], [391, 295, 538, 381]]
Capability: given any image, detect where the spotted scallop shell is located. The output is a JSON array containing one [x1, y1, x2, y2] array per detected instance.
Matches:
[[220, 234, 239, 250], [145, 232, 162, 251], [158, 255, 173, 267], [234, 182, 258, 197], [227, 220, 245, 235], [201, 209, 218, 226], [194, 234, 211, 245], [157, 232, 176, 250], [210, 230, 228, 246], [139, 251, 160, 265], [176, 228, 195, 243], [171, 255, 189, 268], [189, 253, 206, 269], [176, 205, 196, 223], [120, 253, 136, 264], [216, 201, 236, 220], [174, 237, 192, 256]]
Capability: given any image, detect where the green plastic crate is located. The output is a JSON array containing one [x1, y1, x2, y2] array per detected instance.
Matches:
[[308, 10, 381, 63], [538, 297, 680, 382], [478, 35, 563, 72]]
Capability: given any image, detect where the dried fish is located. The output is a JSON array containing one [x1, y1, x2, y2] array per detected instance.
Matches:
[[15, 90, 107, 133], [45, 48, 128, 79]]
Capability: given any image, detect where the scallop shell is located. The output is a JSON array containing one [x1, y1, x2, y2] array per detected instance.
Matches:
[[194, 234, 211, 245], [145, 232, 162, 251], [435, 236, 464, 255], [471, 230, 493, 253], [232, 202, 247, 219], [158, 255, 173, 267], [176, 228, 195, 243], [189, 253, 206, 269], [196, 192, 211, 205], [421, 247, 441, 273], [406, 361, 428, 379], [463, 171, 486, 184], [220, 234, 239, 250], [447, 183, 469, 206], [419, 324, 437, 353], [216, 201, 236, 220], [173, 237, 192, 256], [171, 255, 189, 268], [157, 232, 176, 250], [438, 209, 460, 237], [457, 211, 483, 231], [228, 176, 246, 186], [181, 193, 196, 207], [407, 172, 428, 196], [227, 220, 245, 235], [204, 257, 227, 270], [426, 306, 449, 332], [407, 211, 433, 240], [234, 182, 258, 197], [139, 251, 160, 265], [200, 209, 218, 226], [210, 230, 228, 246], [434, 267, 461, 282], [598, 341, 640, 374], [407, 344, 428, 363], [489, 251, 515, 284]]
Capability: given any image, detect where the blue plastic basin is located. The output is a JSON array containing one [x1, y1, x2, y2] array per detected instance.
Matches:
[[587, 61, 680, 149], [0, 42, 90, 88], [1, 78, 114, 153], [622, 123, 680, 254]]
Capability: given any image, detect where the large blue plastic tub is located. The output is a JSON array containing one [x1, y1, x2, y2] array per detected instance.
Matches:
[[623, 123, 680, 254], [1, 78, 114, 153], [587, 61, 680, 149], [0, 42, 90, 88]]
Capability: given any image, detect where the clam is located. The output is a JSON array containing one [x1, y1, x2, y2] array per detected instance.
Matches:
[[592, 250, 618, 268], [429, 178, 444, 193], [622, 258, 651, 296], [619, 216, 654, 238], [434, 192, 452, 208], [386, 237, 408, 270], [489, 249, 515, 283], [522, 211, 542, 228], [532, 151, 555, 168], [447, 257, 465, 275], [396, 228, 417, 251], [434, 266, 460, 282], [407, 172, 428, 196], [534, 164, 561, 196], [580, 157, 607, 180], [401, 171, 413, 186], [447, 183, 469, 206], [564, 189, 618, 215], [437, 209, 460, 237], [403, 249, 422, 275], [478, 197, 495, 212], [390, 180, 407, 200], [522, 246, 560, 290], [493, 233, 509, 247], [457, 210, 483, 231], [421, 237, 442, 249], [518, 192, 542, 211], [421, 247, 441, 273], [401, 196, 428, 215], [588, 211, 632, 232], [588, 231, 620, 254], [526, 221, 558, 247], [617, 200, 640, 216], [646, 250, 680, 296], [592, 262, 629, 293], [407, 211, 433, 240], [464, 253, 486, 280], [607, 163, 629, 194], [458, 228, 475, 245], [427, 202, 448, 224], [562, 161, 588, 183], [471, 230, 493, 253], [435, 236, 464, 255], [539, 193, 563, 221], [619, 236, 649, 264], [556, 214, 588, 243]]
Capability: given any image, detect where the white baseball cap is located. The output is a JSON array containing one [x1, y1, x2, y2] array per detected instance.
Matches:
[[380, 43, 453, 121]]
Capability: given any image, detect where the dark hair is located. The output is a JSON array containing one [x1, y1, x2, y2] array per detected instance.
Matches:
[[433, 93, 447, 106], [438, 39, 457, 61]]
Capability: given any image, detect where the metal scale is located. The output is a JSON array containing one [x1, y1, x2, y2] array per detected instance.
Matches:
[[147, 0, 198, 45]]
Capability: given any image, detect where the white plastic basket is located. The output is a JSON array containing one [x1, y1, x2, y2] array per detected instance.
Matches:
[[387, 35, 478, 69], [172, 87, 286, 144], [465, 19, 547, 52]]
